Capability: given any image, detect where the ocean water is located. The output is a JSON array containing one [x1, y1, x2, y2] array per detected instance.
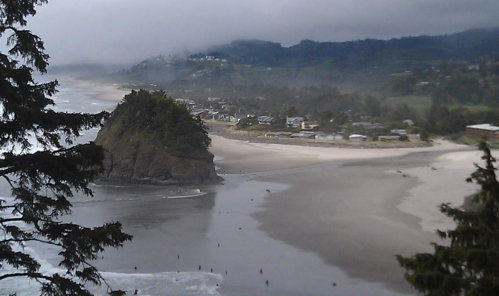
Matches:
[[0, 75, 412, 296]]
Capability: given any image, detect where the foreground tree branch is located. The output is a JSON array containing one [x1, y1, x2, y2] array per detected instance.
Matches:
[[397, 141, 499, 295], [0, 1, 132, 295]]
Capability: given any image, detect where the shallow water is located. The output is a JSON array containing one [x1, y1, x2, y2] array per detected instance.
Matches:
[[0, 76, 414, 296]]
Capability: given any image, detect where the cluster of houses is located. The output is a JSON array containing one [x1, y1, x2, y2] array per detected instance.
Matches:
[[177, 97, 423, 143], [188, 56, 228, 63]]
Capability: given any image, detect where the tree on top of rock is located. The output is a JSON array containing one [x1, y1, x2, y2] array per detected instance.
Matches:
[[101, 89, 211, 155]]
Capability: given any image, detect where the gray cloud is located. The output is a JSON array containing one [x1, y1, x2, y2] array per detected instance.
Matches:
[[21, 0, 499, 65]]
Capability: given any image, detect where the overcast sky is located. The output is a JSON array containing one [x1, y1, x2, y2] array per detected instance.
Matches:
[[23, 0, 499, 66]]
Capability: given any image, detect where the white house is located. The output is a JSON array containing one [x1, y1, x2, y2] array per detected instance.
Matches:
[[349, 134, 367, 143]]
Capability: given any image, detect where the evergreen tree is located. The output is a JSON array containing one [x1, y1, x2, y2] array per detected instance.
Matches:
[[0, 1, 132, 295], [397, 141, 499, 295]]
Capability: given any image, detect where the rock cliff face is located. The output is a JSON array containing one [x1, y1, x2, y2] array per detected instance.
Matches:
[[95, 90, 220, 185]]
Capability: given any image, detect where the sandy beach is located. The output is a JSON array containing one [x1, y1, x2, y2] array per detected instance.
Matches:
[[33, 77, 487, 295], [209, 135, 482, 294], [70, 78, 485, 294]]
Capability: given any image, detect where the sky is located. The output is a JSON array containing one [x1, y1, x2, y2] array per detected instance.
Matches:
[[21, 0, 499, 66]]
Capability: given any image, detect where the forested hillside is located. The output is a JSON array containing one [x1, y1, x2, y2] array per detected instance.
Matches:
[[107, 28, 499, 140], [204, 28, 499, 69]]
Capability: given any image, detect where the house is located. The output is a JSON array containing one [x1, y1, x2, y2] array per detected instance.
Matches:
[[229, 114, 246, 123], [465, 124, 499, 139], [301, 120, 320, 130], [257, 116, 274, 125], [214, 114, 231, 121], [349, 134, 367, 143], [390, 129, 408, 135], [286, 116, 304, 128], [191, 110, 208, 118], [207, 110, 219, 120]]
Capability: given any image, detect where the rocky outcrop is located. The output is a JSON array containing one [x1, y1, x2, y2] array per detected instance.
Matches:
[[96, 137, 220, 185], [95, 90, 220, 185]]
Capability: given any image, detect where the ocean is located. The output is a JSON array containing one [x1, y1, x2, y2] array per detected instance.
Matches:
[[0, 75, 412, 296]]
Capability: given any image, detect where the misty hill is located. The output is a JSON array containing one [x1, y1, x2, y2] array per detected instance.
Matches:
[[207, 28, 499, 68], [106, 27, 499, 101], [99, 28, 499, 142]]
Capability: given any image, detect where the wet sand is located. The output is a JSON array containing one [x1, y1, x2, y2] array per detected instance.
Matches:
[[40, 77, 484, 295], [209, 135, 480, 294]]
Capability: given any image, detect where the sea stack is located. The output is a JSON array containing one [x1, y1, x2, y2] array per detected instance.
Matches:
[[95, 89, 221, 185]]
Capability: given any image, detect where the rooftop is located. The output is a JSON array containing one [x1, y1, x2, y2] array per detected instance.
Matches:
[[466, 124, 499, 131]]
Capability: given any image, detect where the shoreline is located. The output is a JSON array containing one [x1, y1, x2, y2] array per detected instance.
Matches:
[[207, 121, 432, 150], [209, 134, 479, 294], [54, 75, 129, 104], [82, 77, 483, 294]]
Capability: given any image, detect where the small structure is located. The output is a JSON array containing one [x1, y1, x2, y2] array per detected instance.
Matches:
[[286, 116, 304, 128], [191, 110, 208, 118], [207, 110, 219, 120], [390, 129, 408, 135], [291, 131, 316, 139], [301, 120, 320, 130], [257, 116, 274, 125], [349, 134, 367, 143], [229, 114, 246, 123], [465, 124, 499, 139], [215, 114, 231, 121]]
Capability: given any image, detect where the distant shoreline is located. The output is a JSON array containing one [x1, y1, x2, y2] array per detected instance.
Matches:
[[207, 121, 432, 149]]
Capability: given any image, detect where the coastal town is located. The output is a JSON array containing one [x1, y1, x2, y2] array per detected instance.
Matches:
[[3, 2, 499, 295], [175, 95, 499, 146], [176, 97, 421, 143]]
